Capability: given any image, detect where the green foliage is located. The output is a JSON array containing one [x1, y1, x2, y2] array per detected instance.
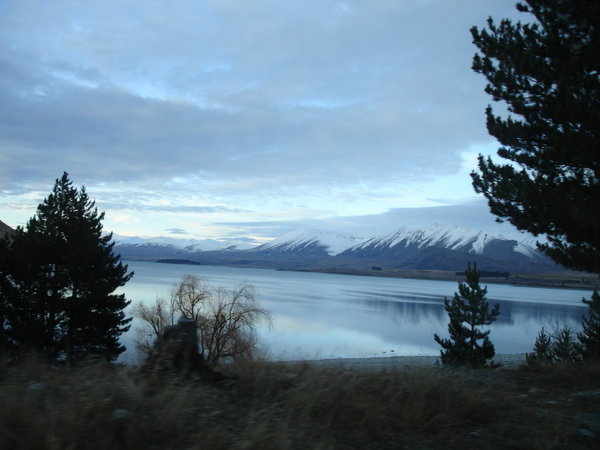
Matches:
[[0, 173, 132, 362], [577, 290, 600, 360], [434, 264, 500, 367], [470, 0, 600, 273]]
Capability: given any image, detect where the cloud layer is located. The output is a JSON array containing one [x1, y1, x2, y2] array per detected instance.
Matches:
[[0, 1, 522, 238]]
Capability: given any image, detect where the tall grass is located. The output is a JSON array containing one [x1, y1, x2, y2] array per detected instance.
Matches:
[[1, 357, 598, 449]]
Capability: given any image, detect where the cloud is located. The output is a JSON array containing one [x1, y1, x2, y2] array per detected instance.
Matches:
[[165, 228, 190, 235], [213, 198, 523, 239], [0, 1, 518, 186], [0, 0, 523, 239]]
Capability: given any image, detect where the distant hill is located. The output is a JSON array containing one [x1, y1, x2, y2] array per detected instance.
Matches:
[[0, 220, 15, 237], [114, 224, 561, 273]]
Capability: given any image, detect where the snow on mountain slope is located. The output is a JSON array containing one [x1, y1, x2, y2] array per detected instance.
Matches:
[[346, 224, 540, 257], [112, 224, 550, 271], [113, 234, 257, 251], [257, 229, 365, 256]]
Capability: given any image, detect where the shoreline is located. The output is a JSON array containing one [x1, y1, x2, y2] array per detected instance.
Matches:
[[289, 268, 598, 290], [145, 259, 597, 290], [288, 353, 528, 370]]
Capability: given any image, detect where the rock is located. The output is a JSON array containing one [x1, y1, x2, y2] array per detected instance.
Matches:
[[144, 317, 206, 374], [142, 316, 227, 382]]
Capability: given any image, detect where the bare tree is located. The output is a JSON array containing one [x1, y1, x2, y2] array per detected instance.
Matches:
[[199, 284, 270, 366], [134, 275, 271, 366], [132, 297, 172, 355], [171, 274, 210, 322]]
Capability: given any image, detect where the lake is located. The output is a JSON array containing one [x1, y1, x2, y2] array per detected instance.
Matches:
[[117, 260, 592, 363]]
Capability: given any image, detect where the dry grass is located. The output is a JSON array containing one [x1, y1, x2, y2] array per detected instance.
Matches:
[[1, 357, 599, 449]]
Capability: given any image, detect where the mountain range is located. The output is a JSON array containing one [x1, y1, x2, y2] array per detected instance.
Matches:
[[113, 224, 559, 273]]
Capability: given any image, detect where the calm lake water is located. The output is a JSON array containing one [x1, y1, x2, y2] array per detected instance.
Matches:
[[117, 260, 592, 362]]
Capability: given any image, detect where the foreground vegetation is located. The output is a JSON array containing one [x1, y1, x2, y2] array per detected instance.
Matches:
[[1, 358, 599, 449]]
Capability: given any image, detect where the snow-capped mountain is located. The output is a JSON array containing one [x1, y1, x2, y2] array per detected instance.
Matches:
[[342, 224, 539, 258], [253, 230, 365, 257], [113, 234, 257, 252], [112, 234, 259, 261], [113, 224, 557, 272], [337, 224, 550, 270]]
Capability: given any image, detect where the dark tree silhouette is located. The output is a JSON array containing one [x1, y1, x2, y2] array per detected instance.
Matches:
[[578, 290, 600, 360], [0, 173, 132, 363], [434, 264, 500, 367], [526, 327, 553, 365], [470, 0, 600, 273]]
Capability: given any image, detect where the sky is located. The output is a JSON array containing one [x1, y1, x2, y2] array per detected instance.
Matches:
[[0, 0, 527, 244]]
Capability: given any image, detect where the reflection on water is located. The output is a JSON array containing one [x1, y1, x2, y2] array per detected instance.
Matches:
[[118, 261, 590, 362]]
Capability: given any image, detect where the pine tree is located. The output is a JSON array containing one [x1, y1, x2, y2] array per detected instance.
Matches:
[[550, 324, 580, 363], [434, 263, 500, 367], [470, 1, 600, 273], [1, 173, 132, 363], [577, 290, 600, 360], [526, 327, 553, 365], [527, 323, 581, 365]]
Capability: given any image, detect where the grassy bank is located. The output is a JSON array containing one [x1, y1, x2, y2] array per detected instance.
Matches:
[[1, 358, 599, 449]]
